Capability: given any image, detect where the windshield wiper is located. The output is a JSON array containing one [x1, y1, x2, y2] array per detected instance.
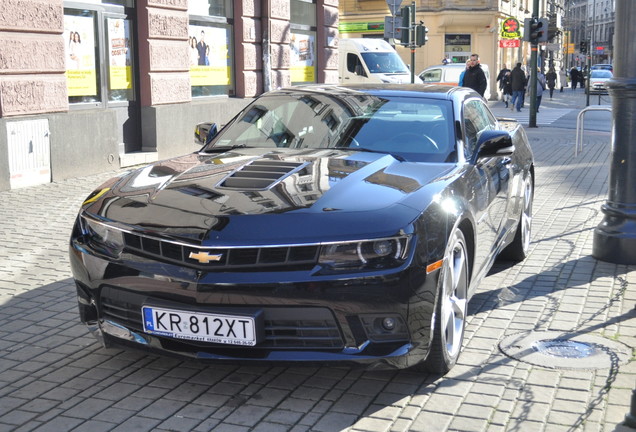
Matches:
[[335, 146, 405, 162]]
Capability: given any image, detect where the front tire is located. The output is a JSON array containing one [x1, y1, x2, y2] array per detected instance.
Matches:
[[422, 229, 469, 374]]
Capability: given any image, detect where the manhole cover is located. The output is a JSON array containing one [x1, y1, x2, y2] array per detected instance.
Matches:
[[499, 331, 631, 370]]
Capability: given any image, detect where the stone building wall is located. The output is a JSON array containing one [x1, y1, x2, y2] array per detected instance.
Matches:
[[0, 0, 68, 116]]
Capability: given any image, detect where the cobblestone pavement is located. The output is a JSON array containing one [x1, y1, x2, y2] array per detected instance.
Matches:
[[0, 90, 634, 432]]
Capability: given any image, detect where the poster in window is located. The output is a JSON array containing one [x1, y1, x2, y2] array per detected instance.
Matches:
[[108, 18, 132, 90], [64, 15, 97, 97], [290, 33, 315, 83], [188, 24, 231, 86]]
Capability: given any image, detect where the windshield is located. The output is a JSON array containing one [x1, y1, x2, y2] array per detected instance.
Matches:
[[203, 91, 456, 163], [591, 70, 612, 78], [360, 52, 409, 74]]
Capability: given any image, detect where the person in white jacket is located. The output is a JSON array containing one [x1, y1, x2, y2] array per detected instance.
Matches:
[[536, 69, 546, 112]]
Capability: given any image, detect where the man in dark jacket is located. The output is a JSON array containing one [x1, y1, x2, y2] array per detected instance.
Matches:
[[462, 53, 488, 97], [510, 63, 527, 112]]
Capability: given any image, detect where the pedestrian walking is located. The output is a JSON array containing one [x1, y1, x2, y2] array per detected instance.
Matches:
[[536, 69, 546, 112], [570, 67, 580, 90], [545, 67, 557, 99], [458, 59, 471, 86], [579, 66, 587, 89], [496, 64, 510, 101], [559, 67, 567, 92], [510, 62, 526, 112], [462, 53, 488, 98], [501, 70, 512, 108]]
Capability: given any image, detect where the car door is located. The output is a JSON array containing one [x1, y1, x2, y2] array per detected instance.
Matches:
[[462, 99, 511, 274]]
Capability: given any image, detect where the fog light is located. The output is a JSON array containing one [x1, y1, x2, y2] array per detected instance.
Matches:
[[359, 314, 408, 342], [382, 317, 396, 331]]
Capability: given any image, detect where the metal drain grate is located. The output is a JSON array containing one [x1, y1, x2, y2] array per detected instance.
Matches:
[[499, 331, 631, 370]]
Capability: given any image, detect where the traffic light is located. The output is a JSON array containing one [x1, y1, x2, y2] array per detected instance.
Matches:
[[523, 17, 549, 44], [580, 40, 588, 53], [399, 6, 411, 45], [415, 24, 428, 46]]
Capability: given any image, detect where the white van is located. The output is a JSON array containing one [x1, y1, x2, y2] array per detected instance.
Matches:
[[418, 63, 490, 97], [338, 38, 422, 84]]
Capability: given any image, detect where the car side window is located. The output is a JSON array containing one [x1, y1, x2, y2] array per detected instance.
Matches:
[[462, 99, 498, 160], [420, 69, 441, 82], [347, 54, 366, 76]]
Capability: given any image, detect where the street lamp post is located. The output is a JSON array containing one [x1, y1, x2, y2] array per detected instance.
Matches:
[[592, 0, 636, 264], [586, 0, 596, 105]]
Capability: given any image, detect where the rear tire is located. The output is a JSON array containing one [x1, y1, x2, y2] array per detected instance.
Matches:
[[500, 174, 533, 261], [421, 228, 469, 374]]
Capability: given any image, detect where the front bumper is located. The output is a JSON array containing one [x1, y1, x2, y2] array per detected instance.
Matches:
[[70, 236, 439, 370]]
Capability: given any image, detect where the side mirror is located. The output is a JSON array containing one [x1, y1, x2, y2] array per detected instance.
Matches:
[[194, 122, 218, 145], [354, 64, 366, 77], [475, 130, 514, 160]]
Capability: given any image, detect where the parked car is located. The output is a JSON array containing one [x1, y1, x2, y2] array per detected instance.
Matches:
[[590, 63, 613, 72], [70, 84, 534, 374], [418, 63, 490, 97], [587, 69, 613, 94]]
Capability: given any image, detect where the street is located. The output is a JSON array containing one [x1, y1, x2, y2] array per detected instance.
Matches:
[[0, 88, 634, 432]]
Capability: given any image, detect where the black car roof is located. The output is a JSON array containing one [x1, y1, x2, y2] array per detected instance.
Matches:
[[269, 83, 479, 101]]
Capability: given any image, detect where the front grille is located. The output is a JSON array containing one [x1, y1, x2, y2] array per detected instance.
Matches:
[[122, 232, 319, 271], [100, 287, 344, 350]]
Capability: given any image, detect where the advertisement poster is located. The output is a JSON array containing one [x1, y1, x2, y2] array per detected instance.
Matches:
[[290, 33, 315, 83], [64, 15, 97, 97], [108, 18, 132, 90], [188, 24, 231, 86]]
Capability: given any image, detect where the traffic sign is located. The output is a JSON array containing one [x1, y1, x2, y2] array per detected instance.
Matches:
[[386, 0, 403, 16], [384, 15, 401, 39]]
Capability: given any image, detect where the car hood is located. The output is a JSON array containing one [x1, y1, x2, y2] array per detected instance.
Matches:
[[84, 148, 453, 244]]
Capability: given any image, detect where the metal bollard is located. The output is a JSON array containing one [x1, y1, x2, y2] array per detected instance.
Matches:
[[625, 387, 636, 427]]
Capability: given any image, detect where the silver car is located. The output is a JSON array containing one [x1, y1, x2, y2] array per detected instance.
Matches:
[[587, 69, 613, 94]]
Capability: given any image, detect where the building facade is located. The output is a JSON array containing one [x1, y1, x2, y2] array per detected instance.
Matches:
[[0, 0, 340, 191], [339, 0, 567, 100], [564, 0, 614, 68]]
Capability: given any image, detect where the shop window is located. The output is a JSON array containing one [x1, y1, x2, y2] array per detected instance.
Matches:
[[65, 9, 101, 104], [188, 0, 234, 97], [107, 18, 134, 102], [290, 0, 316, 85], [64, 3, 136, 107]]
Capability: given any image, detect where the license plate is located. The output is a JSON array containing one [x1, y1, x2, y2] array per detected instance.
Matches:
[[142, 306, 257, 346]]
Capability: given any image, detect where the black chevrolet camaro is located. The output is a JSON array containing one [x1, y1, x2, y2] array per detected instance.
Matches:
[[70, 84, 534, 374]]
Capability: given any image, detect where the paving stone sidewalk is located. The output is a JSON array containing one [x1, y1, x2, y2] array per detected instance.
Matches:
[[0, 90, 634, 432]]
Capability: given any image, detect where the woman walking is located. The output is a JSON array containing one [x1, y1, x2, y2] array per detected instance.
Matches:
[[546, 67, 557, 99]]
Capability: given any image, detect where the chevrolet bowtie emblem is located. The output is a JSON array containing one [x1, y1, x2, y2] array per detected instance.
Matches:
[[189, 251, 223, 264]]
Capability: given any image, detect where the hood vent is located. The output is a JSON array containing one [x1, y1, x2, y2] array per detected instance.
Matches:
[[218, 159, 306, 190]]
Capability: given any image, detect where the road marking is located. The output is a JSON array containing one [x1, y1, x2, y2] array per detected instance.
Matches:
[[492, 108, 571, 126]]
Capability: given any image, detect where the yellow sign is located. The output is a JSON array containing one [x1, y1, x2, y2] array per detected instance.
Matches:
[[565, 43, 575, 54], [291, 66, 316, 83], [110, 66, 132, 90], [500, 18, 521, 39], [190, 66, 231, 86], [66, 69, 97, 96]]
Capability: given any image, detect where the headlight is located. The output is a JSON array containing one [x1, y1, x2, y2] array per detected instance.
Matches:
[[80, 216, 125, 257], [319, 236, 410, 272]]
